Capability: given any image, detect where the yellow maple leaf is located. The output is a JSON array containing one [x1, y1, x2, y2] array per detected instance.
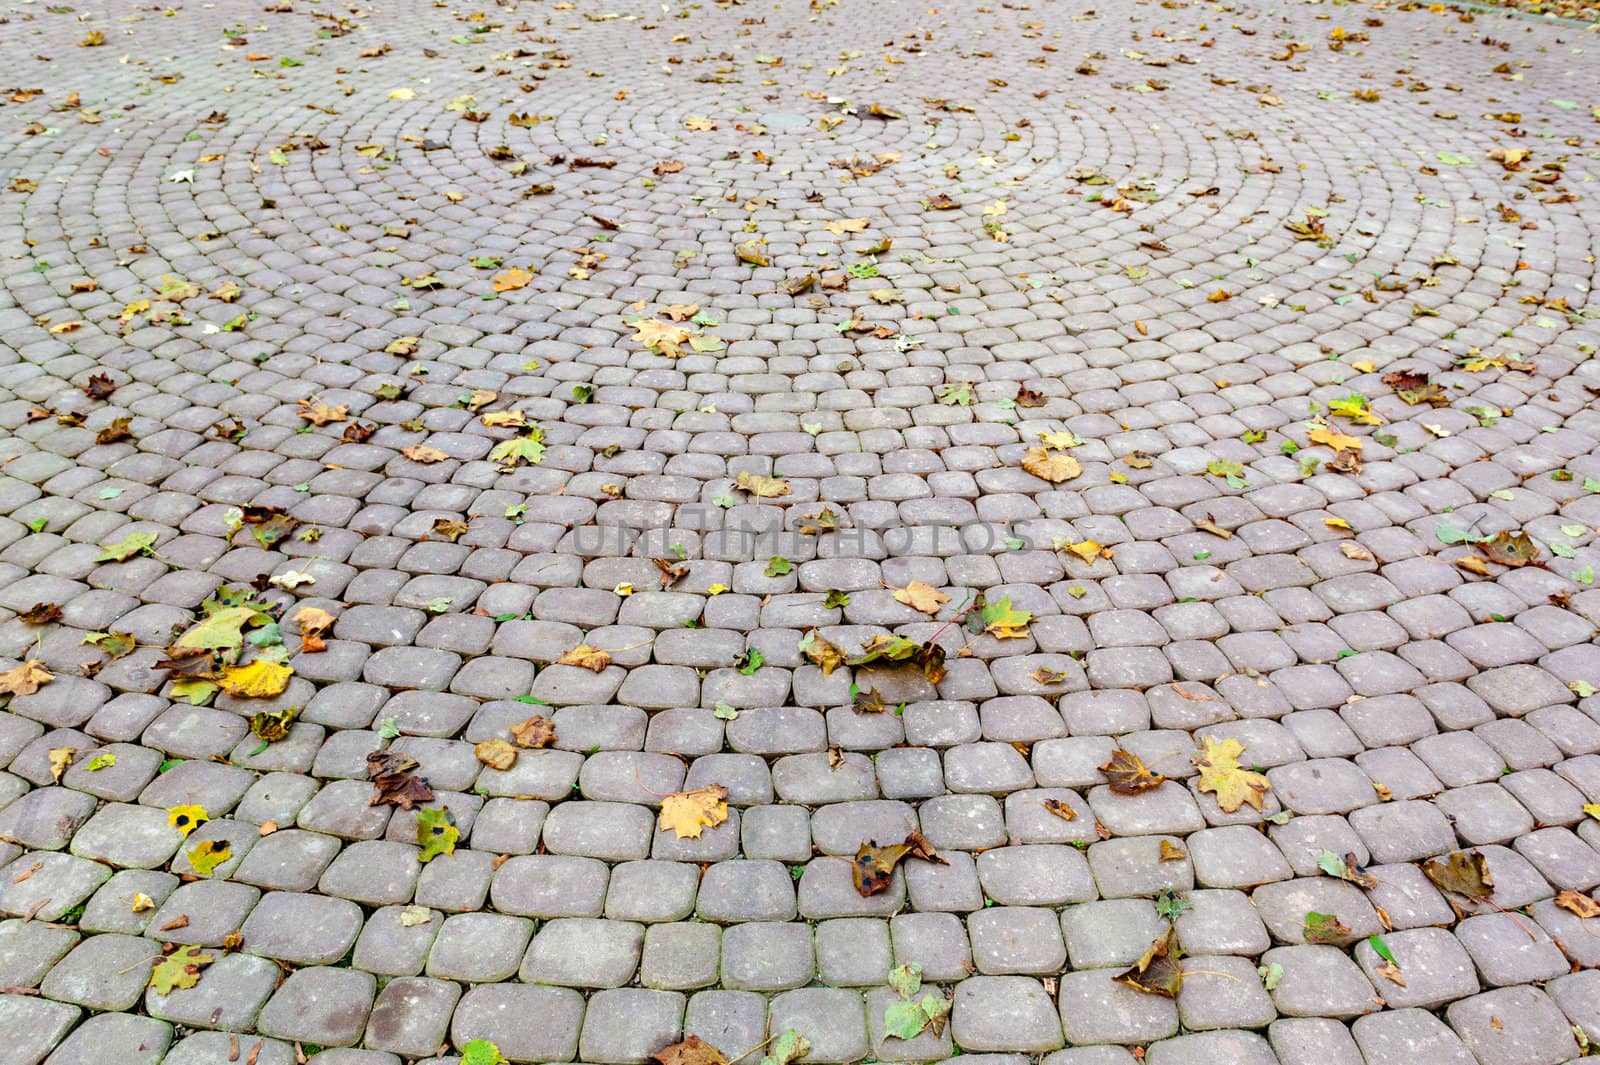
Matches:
[[658, 784, 729, 839], [893, 580, 950, 616], [1020, 447, 1082, 483], [557, 644, 612, 672], [632, 318, 693, 357], [187, 840, 232, 877], [0, 659, 53, 697], [402, 445, 449, 464], [481, 410, 527, 429], [734, 471, 791, 498], [296, 400, 348, 426], [168, 805, 209, 837], [492, 268, 533, 293], [48, 746, 76, 784], [216, 660, 292, 698], [826, 217, 870, 234], [1061, 539, 1104, 563], [1307, 426, 1362, 452], [1193, 735, 1271, 813]]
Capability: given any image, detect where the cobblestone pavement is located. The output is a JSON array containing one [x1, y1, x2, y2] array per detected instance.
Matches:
[[1, 0, 1599, 1062]]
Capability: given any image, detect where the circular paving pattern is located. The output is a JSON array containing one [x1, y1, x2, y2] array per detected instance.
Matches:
[[2, 0, 1600, 1063]]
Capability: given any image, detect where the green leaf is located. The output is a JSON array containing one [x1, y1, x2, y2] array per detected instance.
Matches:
[[979, 596, 1032, 638], [765, 556, 792, 577], [86, 752, 117, 771], [1585, 478, 1600, 493], [713, 495, 736, 509], [758, 1029, 811, 1065], [416, 807, 459, 863], [489, 429, 546, 470], [97, 531, 158, 562], [1436, 151, 1471, 165], [1304, 910, 1350, 943], [1436, 525, 1489, 546], [1316, 849, 1349, 880], [1551, 542, 1577, 559], [889, 963, 923, 1000], [823, 589, 850, 609], [1562, 525, 1589, 537], [461, 1040, 508, 1065], [1367, 934, 1398, 966], [376, 717, 400, 740], [1155, 888, 1192, 921], [737, 647, 766, 676], [1259, 961, 1284, 990], [882, 999, 933, 1041], [26, 516, 48, 533], [713, 700, 739, 721], [938, 383, 973, 406], [1574, 566, 1595, 586], [1572, 680, 1598, 699], [882, 993, 949, 1042]]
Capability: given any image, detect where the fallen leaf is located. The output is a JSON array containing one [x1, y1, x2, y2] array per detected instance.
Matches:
[[658, 784, 729, 839], [460, 1040, 508, 1065], [852, 832, 944, 896], [216, 660, 292, 698], [17, 603, 62, 625], [150, 945, 214, 994], [649, 1036, 728, 1065], [1308, 426, 1362, 452], [1304, 911, 1351, 944], [1114, 927, 1183, 997], [981, 597, 1033, 639], [1479, 530, 1539, 568], [267, 571, 315, 591], [475, 738, 517, 771], [1422, 849, 1494, 901], [894, 581, 950, 616], [1555, 889, 1600, 919], [492, 268, 533, 293], [1044, 798, 1077, 822], [368, 750, 435, 810], [48, 746, 76, 784], [96, 416, 135, 445], [481, 410, 526, 429], [250, 707, 299, 743], [293, 607, 335, 653], [1160, 840, 1187, 862], [430, 518, 469, 543], [510, 716, 557, 749], [416, 807, 459, 863], [735, 471, 791, 498], [0, 660, 54, 697], [1100, 749, 1165, 794], [1061, 539, 1104, 564], [401, 445, 449, 464], [296, 400, 348, 426], [96, 531, 158, 562], [187, 840, 232, 877], [557, 644, 611, 672], [1192, 735, 1271, 813], [1020, 447, 1082, 483], [1194, 515, 1233, 539], [798, 629, 847, 675], [1317, 849, 1378, 889]]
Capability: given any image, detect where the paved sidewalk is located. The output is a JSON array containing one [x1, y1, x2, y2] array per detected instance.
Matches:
[[1, 0, 1599, 1063]]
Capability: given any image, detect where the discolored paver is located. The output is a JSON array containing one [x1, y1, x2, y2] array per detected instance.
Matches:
[[2, 0, 1600, 1061]]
